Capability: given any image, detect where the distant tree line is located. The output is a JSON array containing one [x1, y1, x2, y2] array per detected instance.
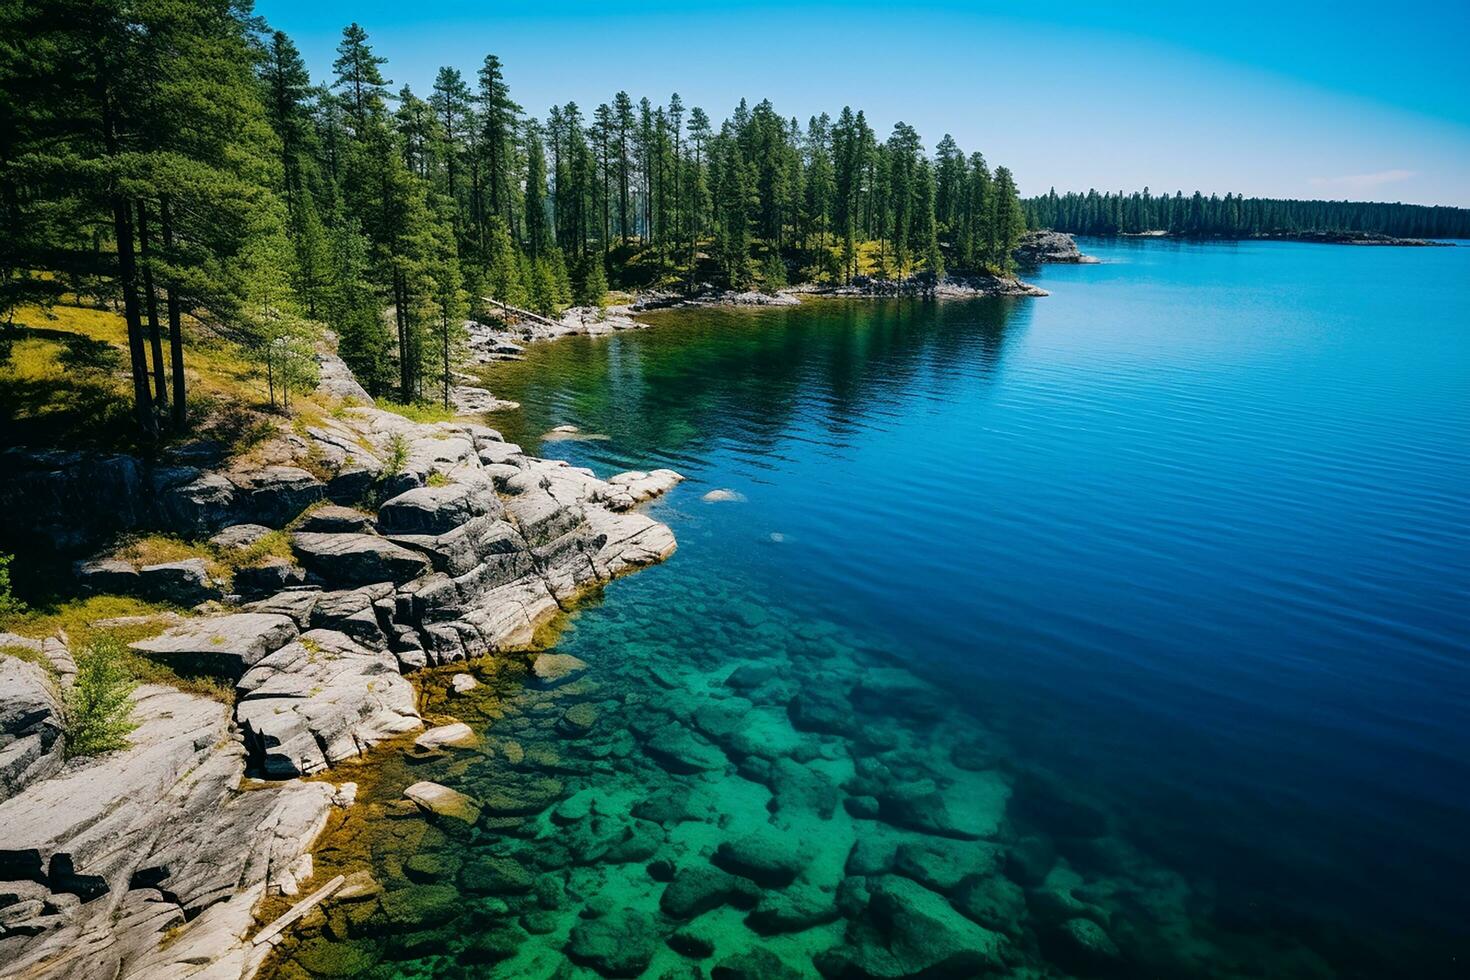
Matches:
[[1, 6, 1026, 437], [1025, 189, 1470, 239]]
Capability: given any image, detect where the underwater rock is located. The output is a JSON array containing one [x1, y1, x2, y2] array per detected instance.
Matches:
[[480, 775, 563, 816], [819, 874, 1007, 978], [659, 865, 761, 919], [459, 855, 533, 894], [701, 488, 744, 503], [566, 910, 658, 977], [893, 837, 1004, 893], [724, 662, 779, 690], [746, 882, 841, 934], [713, 827, 809, 887], [380, 883, 460, 930], [404, 851, 461, 882], [876, 769, 1010, 841], [788, 688, 859, 736], [413, 722, 479, 753], [557, 702, 599, 737], [451, 672, 479, 693], [532, 652, 589, 687], [668, 924, 717, 958], [1006, 834, 1057, 887], [1050, 916, 1123, 973], [403, 781, 481, 824], [644, 723, 728, 774], [953, 874, 1028, 937], [713, 947, 806, 980]]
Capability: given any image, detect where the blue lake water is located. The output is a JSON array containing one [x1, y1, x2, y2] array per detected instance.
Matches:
[[270, 238, 1470, 978]]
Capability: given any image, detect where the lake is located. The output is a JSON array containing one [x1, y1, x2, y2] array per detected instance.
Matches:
[[268, 238, 1470, 978]]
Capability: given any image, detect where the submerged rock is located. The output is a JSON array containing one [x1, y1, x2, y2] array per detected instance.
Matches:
[[413, 722, 479, 753], [713, 827, 809, 887], [659, 865, 760, 919], [566, 910, 658, 977], [819, 874, 1007, 978], [531, 652, 588, 687], [404, 781, 481, 824]]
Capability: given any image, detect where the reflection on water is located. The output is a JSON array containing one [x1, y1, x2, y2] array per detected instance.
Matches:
[[264, 240, 1470, 979]]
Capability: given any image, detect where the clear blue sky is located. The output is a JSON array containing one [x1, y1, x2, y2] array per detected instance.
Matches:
[[253, 0, 1470, 207]]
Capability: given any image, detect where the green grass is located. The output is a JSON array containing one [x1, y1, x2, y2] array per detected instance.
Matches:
[[377, 399, 456, 424], [1, 299, 343, 456]]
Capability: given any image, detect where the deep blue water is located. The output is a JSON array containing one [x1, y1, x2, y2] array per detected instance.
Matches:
[[478, 237, 1470, 973]]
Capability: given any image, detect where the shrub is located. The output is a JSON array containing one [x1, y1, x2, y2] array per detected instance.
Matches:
[[0, 552, 24, 620], [384, 432, 410, 476], [64, 635, 138, 757], [760, 252, 788, 294]]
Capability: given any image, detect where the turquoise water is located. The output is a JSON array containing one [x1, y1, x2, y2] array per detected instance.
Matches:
[[271, 239, 1470, 978]]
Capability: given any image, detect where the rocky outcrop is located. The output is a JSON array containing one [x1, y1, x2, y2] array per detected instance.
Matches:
[[0, 656, 65, 802], [130, 612, 299, 680], [0, 684, 345, 979], [0, 385, 680, 980], [1014, 230, 1099, 264], [235, 628, 420, 779], [802, 272, 1049, 298]]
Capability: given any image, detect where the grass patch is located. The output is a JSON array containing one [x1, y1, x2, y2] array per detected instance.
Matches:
[[1, 594, 177, 648], [1, 299, 340, 456], [115, 534, 215, 568], [425, 470, 450, 487], [377, 399, 454, 424], [0, 642, 50, 669]]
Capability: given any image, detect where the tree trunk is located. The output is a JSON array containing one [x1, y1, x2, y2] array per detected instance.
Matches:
[[136, 201, 169, 414], [160, 198, 187, 430]]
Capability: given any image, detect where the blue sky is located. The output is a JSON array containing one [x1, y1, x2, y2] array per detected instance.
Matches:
[[253, 0, 1470, 207]]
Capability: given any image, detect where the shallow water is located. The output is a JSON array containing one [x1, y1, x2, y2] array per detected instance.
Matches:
[[268, 238, 1470, 979]]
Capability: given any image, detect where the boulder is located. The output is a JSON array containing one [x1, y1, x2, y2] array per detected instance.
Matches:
[[235, 629, 421, 777], [451, 673, 478, 694], [0, 657, 65, 802], [291, 531, 431, 586], [413, 723, 478, 753], [818, 875, 1007, 978], [531, 652, 588, 687], [207, 523, 273, 551], [713, 827, 809, 887], [877, 769, 1010, 841], [130, 612, 297, 679], [296, 505, 375, 534], [644, 724, 727, 774], [659, 866, 760, 919], [557, 703, 598, 738], [228, 465, 324, 526], [566, 911, 658, 978], [1049, 916, 1123, 973], [136, 559, 221, 605], [309, 586, 391, 651], [377, 481, 501, 536], [403, 781, 480, 824], [75, 558, 141, 594], [601, 469, 684, 510], [232, 558, 306, 599], [459, 855, 532, 894]]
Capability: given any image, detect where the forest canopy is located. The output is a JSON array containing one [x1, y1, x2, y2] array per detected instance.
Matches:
[[0, 3, 1026, 435], [1025, 189, 1470, 239]]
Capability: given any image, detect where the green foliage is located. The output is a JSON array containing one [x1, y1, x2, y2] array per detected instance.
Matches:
[[759, 252, 787, 293], [63, 636, 138, 758], [1026, 188, 1470, 238], [378, 400, 454, 424], [573, 257, 609, 308], [0, 552, 25, 618], [383, 432, 411, 474]]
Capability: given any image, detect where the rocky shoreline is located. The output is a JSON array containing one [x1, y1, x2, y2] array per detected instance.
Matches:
[[0, 363, 682, 979]]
